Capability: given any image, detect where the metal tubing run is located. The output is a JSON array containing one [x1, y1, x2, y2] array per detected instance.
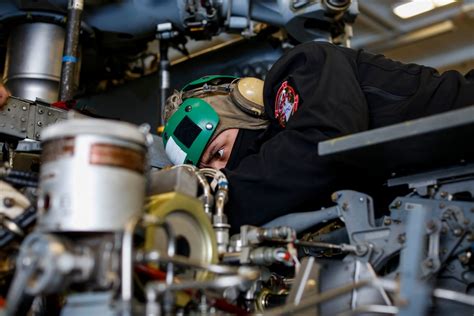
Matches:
[[121, 215, 177, 304], [121, 215, 141, 304], [174, 165, 213, 215], [59, 0, 83, 101], [159, 41, 170, 126]]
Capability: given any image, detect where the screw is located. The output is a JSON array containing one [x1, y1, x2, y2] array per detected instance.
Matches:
[[454, 228, 463, 236], [35, 133, 40, 139], [424, 258, 434, 268], [38, 109, 44, 114], [185, 105, 192, 112], [331, 193, 340, 202], [331, 192, 340, 202], [47, 111, 52, 116], [21, 118, 26, 122], [398, 233, 406, 244], [21, 257, 32, 267], [342, 202, 349, 211], [306, 279, 316, 289], [3, 197, 14, 208], [458, 253, 470, 265], [205, 123, 213, 130], [359, 197, 364, 203], [22, 106, 27, 111], [393, 201, 402, 209], [37, 121, 42, 127], [426, 220, 436, 232], [440, 191, 448, 198], [384, 217, 392, 225]]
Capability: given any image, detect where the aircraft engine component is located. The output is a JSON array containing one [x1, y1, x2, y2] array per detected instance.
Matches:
[[146, 168, 218, 280], [3, 23, 65, 103], [37, 118, 148, 232]]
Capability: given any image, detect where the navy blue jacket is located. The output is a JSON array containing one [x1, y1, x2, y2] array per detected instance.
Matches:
[[223, 41, 474, 230]]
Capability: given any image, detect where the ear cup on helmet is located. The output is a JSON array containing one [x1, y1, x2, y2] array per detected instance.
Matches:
[[230, 77, 266, 118]]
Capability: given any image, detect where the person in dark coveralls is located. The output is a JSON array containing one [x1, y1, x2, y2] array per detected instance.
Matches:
[[167, 42, 474, 231]]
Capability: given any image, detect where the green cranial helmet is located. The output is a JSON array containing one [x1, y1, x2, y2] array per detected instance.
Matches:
[[163, 98, 219, 165], [162, 75, 238, 166], [162, 74, 267, 166]]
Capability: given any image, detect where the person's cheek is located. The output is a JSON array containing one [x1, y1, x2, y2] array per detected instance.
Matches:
[[0, 85, 10, 108]]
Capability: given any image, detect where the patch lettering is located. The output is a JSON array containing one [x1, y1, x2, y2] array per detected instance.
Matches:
[[275, 81, 299, 128]]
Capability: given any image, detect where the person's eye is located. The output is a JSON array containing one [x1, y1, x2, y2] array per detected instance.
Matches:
[[214, 148, 224, 159]]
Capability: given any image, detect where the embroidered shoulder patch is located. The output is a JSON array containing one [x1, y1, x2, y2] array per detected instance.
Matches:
[[274, 81, 299, 128]]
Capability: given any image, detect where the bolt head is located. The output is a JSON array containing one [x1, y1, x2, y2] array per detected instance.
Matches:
[[3, 197, 14, 208], [205, 123, 213, 130]]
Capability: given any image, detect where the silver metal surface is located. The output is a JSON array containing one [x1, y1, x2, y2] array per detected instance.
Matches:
[[121, 215, 140, 304], [149, 209, 214, 265], [148, 167, 198, 197], [0, 97, 68, 141], [40, 118, 147, 144], [38, 119, 148, 232], [3, 23, 65, 103]]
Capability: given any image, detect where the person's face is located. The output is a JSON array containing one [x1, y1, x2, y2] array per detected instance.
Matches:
[[199, 128, 239, 169]]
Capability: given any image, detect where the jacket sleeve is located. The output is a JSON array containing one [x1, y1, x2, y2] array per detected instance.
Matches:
[[223, 42, 370, 230]]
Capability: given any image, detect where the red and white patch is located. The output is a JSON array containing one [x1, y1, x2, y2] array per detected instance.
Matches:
[[274, 81, 299, 128]]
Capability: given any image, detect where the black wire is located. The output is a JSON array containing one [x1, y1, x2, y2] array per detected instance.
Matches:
[[3, 176, 38, 188], [7, 170, 38, 181]]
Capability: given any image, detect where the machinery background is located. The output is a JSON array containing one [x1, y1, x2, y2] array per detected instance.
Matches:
[[0, 0, 473, 315]]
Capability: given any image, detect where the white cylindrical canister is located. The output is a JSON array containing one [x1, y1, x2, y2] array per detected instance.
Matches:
[[38, 119, 148, 232]]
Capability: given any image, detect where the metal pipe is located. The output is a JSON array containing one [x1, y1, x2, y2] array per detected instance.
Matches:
[[264, 280, 371, 316], [147, 275, 252, 293], [5, 258, 37, 316], [59, 0, 84, 101], [159, 221, 176, 286], [159, 40, 170, 126], [174, 165, 213, 215], [122, 214, 177, 304], [121, 215, 141, 304], [336, 305, 399, 316], [145, 266, 259, 294], [138, 250, 243, 275], [433, 288, 474, 306], [263, 206, 340, 233], [294, 240, 359, 253]]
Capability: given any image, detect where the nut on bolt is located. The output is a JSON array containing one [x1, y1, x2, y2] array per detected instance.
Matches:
[[331, 192, 340, 202], [342, 202, 349, 211], [424, 258, 434, 269], [3, 197, 14, 208], [392, 200, 402, 209], [397, 233, 406, 244]]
